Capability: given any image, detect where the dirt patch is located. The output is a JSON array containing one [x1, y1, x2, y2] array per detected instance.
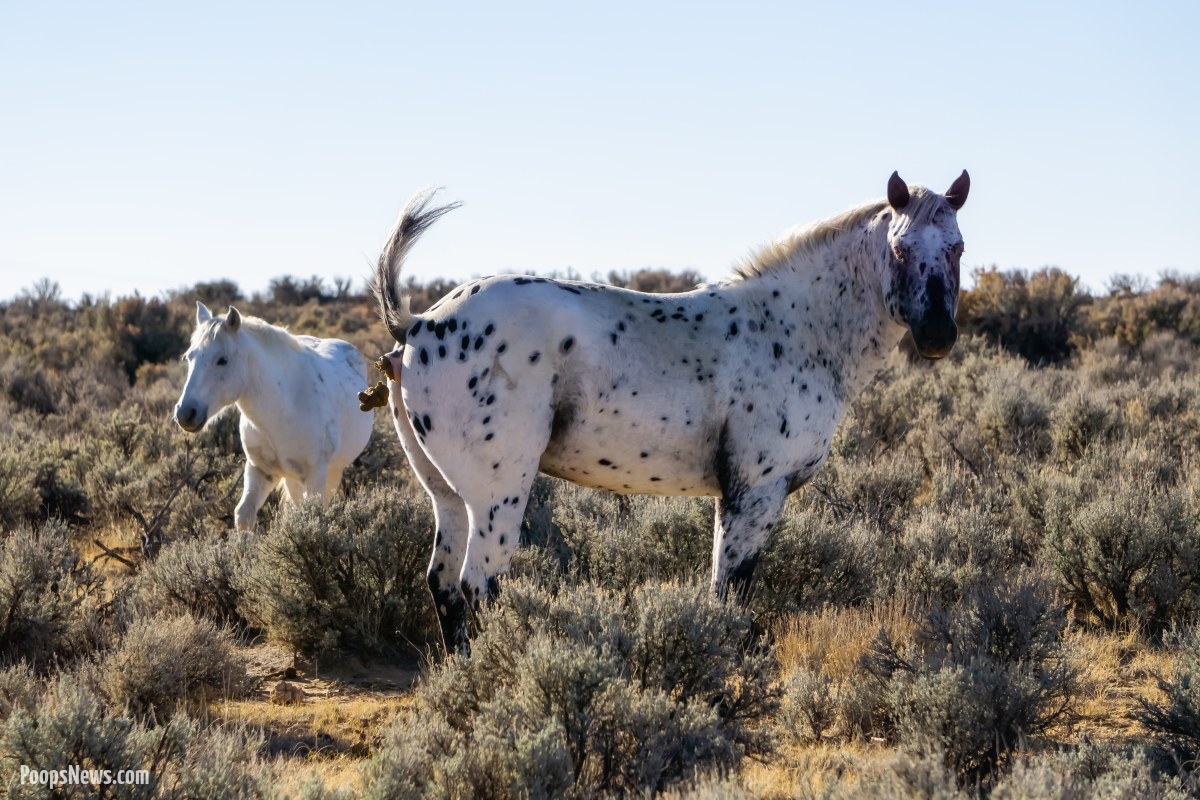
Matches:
[[220, 643, 423, 760]]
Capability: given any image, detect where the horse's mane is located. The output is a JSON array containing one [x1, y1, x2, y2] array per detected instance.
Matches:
[[729, 187, 947, 282], [190, 314, 307, 353]]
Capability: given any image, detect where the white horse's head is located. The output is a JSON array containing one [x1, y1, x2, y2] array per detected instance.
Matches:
[[881, 170, 970, 359], [174, 302, 250, 432]]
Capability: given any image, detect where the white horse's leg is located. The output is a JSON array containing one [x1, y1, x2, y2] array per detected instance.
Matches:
[[302, 461, 328, 500], [323, 465, 344, 499], [302, 460, 331, 503], [235, 463, 277, 531], [710, 478, 790, 601], [280, 465, 328, 506], [281, 477, 304, 505]]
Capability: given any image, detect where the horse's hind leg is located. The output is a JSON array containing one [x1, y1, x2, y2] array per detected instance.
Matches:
[[456, 454, 542, 612], [301, 460, 329, 501], [386, 388, 471, 654], [281, 477, 305, 505], [425, 488, 471, 653], [323, 465, 345, 498]]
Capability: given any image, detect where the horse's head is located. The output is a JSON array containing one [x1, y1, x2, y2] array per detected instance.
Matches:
[[174, 302, 248, 432], [881, 170, 970, 359]]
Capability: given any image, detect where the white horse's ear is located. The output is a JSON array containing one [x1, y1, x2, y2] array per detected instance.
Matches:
[[196, 301, 212, 324], [226, 306, 242, 331], [945, 169, 970, 210], [887, 171, 910, 210]]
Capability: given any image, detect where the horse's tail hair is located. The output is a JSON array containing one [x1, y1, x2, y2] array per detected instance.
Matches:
[[373, 187, 462, 345]]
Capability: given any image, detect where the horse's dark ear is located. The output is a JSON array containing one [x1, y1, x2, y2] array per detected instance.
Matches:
[[945, 170, 970, 210], [226, 306, 242, 331], [887, 171, 910, 210], [196, 301, 212, 324]]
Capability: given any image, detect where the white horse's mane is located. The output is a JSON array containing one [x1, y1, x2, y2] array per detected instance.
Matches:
[[190, 313, 307, 353], [730, 187, 947, 282]]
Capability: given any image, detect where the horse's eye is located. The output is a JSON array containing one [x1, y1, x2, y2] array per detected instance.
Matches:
[[216, 357, 228, 366]]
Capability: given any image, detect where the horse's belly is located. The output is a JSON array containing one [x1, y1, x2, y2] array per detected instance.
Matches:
[[539, 429, 720, 497]]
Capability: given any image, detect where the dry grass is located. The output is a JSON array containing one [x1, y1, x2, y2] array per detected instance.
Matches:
[[774, 597, 919, 680], [759, 605, 1189, 793], [217, 688, 413, 761], [1065, 627, 1176, 744], [743, 739, 896, 798], [270, 753, 367, 797], [749, 601, 922, 794], [78, 523, 142, 579], [220, 694, 409, 748]]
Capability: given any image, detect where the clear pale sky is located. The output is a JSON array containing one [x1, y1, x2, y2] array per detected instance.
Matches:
[[1, 2, 1196, 302]]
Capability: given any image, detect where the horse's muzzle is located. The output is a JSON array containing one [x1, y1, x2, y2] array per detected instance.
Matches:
[[911, 318, 958, 360], [174, 402, 208, 432], [909, 274, 958, 359]]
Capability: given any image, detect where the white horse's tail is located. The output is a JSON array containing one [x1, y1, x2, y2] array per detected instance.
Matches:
[[373, 188, 461, 345]]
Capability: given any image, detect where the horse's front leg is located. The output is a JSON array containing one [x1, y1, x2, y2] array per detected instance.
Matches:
[[235, 462, 277, 531], [710, 478, 789, 602]]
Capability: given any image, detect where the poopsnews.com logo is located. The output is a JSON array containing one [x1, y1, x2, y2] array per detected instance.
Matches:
[[19, 765, 151, 788]]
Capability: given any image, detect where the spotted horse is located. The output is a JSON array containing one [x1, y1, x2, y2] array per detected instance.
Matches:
[[366, 171, 969, 653]]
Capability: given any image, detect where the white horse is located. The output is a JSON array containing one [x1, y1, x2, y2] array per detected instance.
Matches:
[[174, 303, 374, 530], [372, 171, 969, 652]]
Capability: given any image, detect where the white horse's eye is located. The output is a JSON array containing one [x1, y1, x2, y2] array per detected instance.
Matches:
[[216, 357, 228, 366]]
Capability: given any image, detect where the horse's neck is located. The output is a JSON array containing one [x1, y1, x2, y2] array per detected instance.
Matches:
[[768, 216, 905, 400], [234, 330, 300, 428]]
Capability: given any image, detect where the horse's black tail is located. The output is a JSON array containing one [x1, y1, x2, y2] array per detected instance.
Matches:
[[372, 188, 461, 345]]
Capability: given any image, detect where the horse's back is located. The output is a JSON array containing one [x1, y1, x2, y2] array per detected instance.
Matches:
[[399, 275, 728, 496]]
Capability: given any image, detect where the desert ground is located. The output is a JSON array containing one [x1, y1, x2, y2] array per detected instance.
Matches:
[[4, 268, 1200, 798]]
